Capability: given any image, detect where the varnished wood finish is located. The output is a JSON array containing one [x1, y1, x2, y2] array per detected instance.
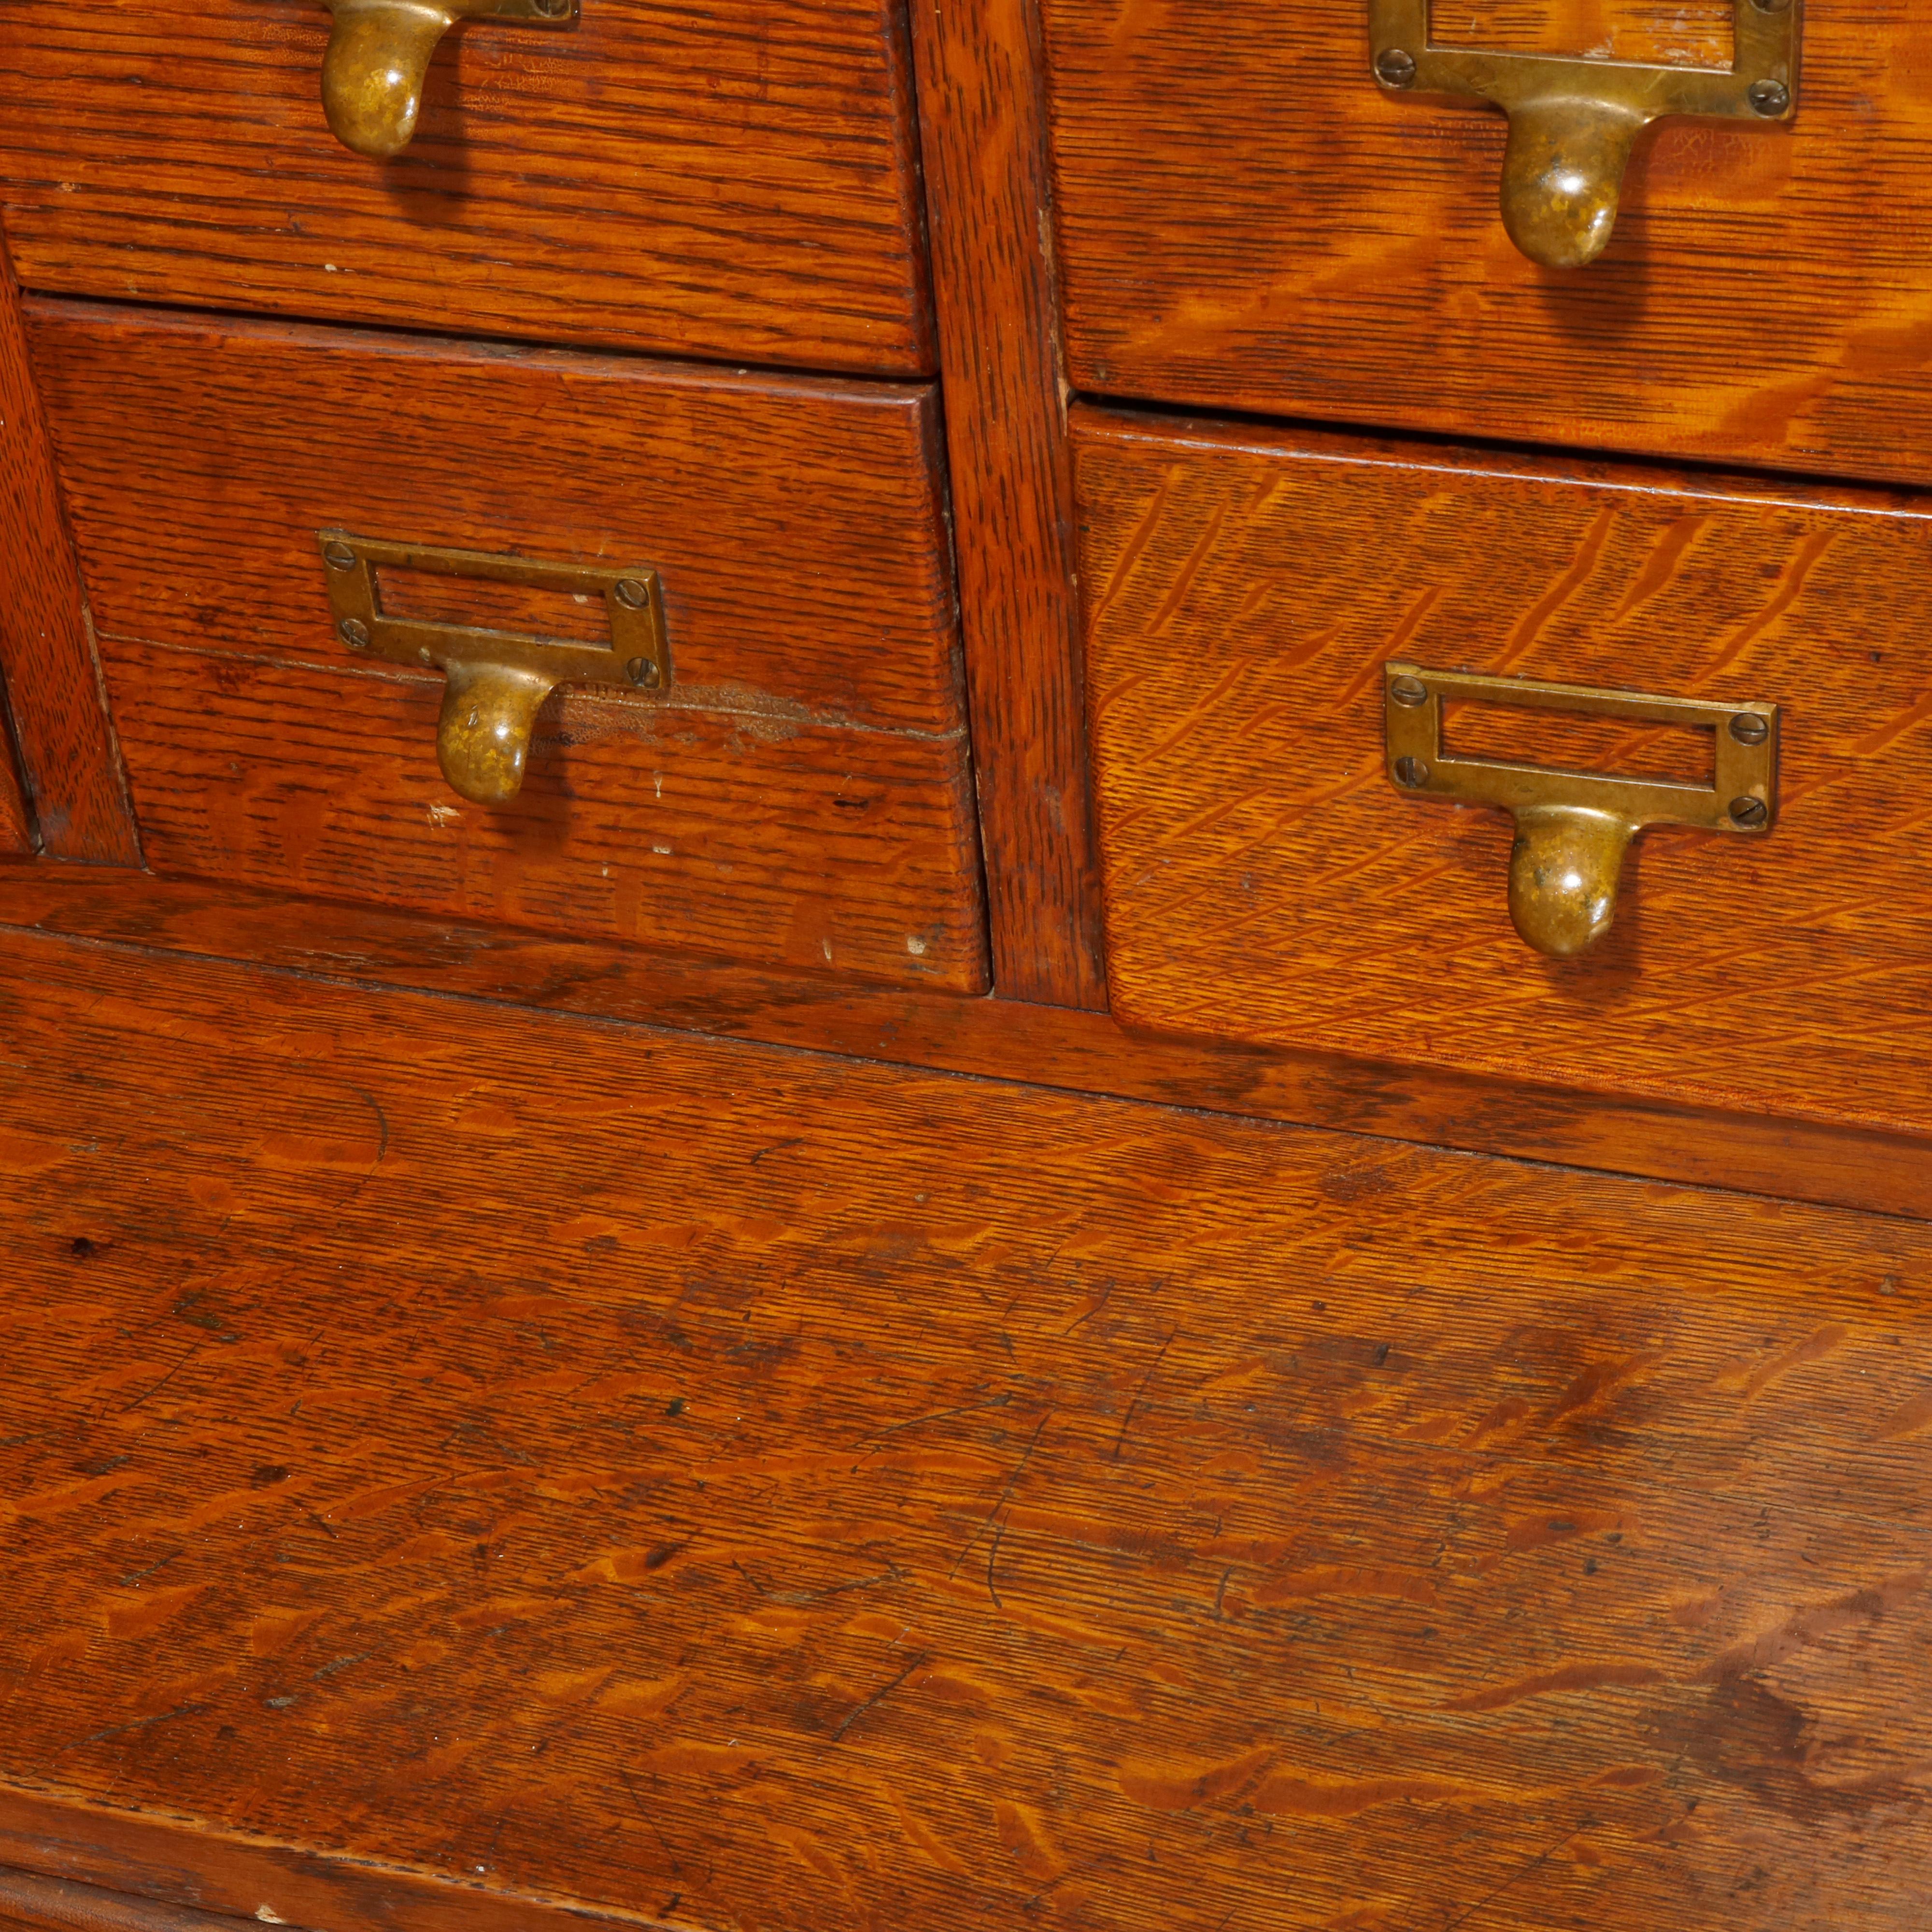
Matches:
[[0, 245, 135, 864], [0, 738, 29, 854], [29, 304, 965, 738], [0, 1794, 655, 1932], [1039, 0, 1932, 484], [8, 867, 1932, 1222], [2, 925, 1930, 1931], [1436, 0, 1730, 63], [0, 0, 932, 375], [105, 639, 985, 987], [28, 301, 985, 989], [0, 1866, 308, 1932], [908, 0, 1105, 1008], [1078, 406, 1932, 1136]]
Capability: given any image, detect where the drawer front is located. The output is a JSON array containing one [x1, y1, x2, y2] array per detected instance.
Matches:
[[1079, 405, 1932, 1134], [0, 0, 930, 376], [31, 301, 985, 992], [1041, 0, 1932, 485]]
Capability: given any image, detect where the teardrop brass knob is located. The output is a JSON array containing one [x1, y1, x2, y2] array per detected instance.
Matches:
[[436, 661, 557, 807], [1506, 805, 1637, 958], [314, 532, 668, 810], [1498, 98, 1646, 271], [1367, 0, 1801, 270], [1383, 661, 1778, 964], [316, 0, 579, 160], [321, 0, 455, 159]]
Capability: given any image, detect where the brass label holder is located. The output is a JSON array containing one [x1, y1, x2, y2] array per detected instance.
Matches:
[[317, 532, 669, 809], [1383, 661, 1778, 959], [1367, 0, 1801, 268], [316, 0, 581, 159]]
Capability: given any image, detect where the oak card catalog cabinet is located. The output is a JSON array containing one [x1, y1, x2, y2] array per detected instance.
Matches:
[[0, 3, 1927, 1932]]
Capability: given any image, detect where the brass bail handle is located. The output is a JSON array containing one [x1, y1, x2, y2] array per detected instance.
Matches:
[[317, 0, 579, 159], [316, 533, 670, 808], [1368, 0, 1801, 268], [1383, 662, 1779, 960]]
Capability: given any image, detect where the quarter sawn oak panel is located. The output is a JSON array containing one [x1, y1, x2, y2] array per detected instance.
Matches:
[[0, 0, 932, 374], [1040, 0, 1932, 483], [1, 926, 1929, 1930], [1079, 408, 1932, 1136]]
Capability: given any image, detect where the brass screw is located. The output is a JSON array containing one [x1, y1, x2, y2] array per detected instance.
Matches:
[[322, 540, 357, 571], [1730, 796, 1770, 827], [418, 645, 434, 666], [1376, 48, 1417, 87], [1750, 0, 1791, 13], [626, 656, 660, 688], [614, 578, 651, 609], [532, 0, 570, 15], [338, 617, 370, 650], [1729, 712, 1770, 745], [1390, 674, 1429, 708], [1748, 79, 1790, 115], [1393, 755, 1430, 788]]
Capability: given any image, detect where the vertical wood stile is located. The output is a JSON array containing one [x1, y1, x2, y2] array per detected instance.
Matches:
[[907, 0, 1106, 1009]]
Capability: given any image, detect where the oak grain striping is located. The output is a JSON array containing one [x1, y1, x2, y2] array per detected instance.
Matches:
[[1079, 406, 1932, 1136], [0, 0, 933, 374], [0, 926, 1927, 1930]]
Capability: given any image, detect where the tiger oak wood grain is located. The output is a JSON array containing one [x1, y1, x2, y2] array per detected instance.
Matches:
[[0, 244, 135, 863], [0, 0, 932, 375], [8, 867, 1932, 1222], [1, 927, 1929, 1930], [907, 0, 1106, 1008], [27, 302, 965, 739], [1078, 406, 1932, 1136], [104, 638, 985, 989], [1039, 0, 1932, 485]]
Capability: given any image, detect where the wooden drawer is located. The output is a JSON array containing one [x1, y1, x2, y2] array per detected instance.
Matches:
[[1040, 0, 1932, 485], [29, 301, 986, 992], [1078, 404, 1932, 1136], [0, 0, 930, 376]]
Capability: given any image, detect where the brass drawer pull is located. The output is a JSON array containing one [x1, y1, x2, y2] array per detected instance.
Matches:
[[317, 532, 669, 807], [316, 0, 580, 159], [1383, 661, 1777, 959], [1367, 0, 1801, 268]]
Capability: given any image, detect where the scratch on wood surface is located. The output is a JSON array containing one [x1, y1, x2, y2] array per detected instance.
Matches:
[[949, 1411, 1051, 1581], [1111, 1328, 1176, 1460], [832, 1650, 930, 1741]]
